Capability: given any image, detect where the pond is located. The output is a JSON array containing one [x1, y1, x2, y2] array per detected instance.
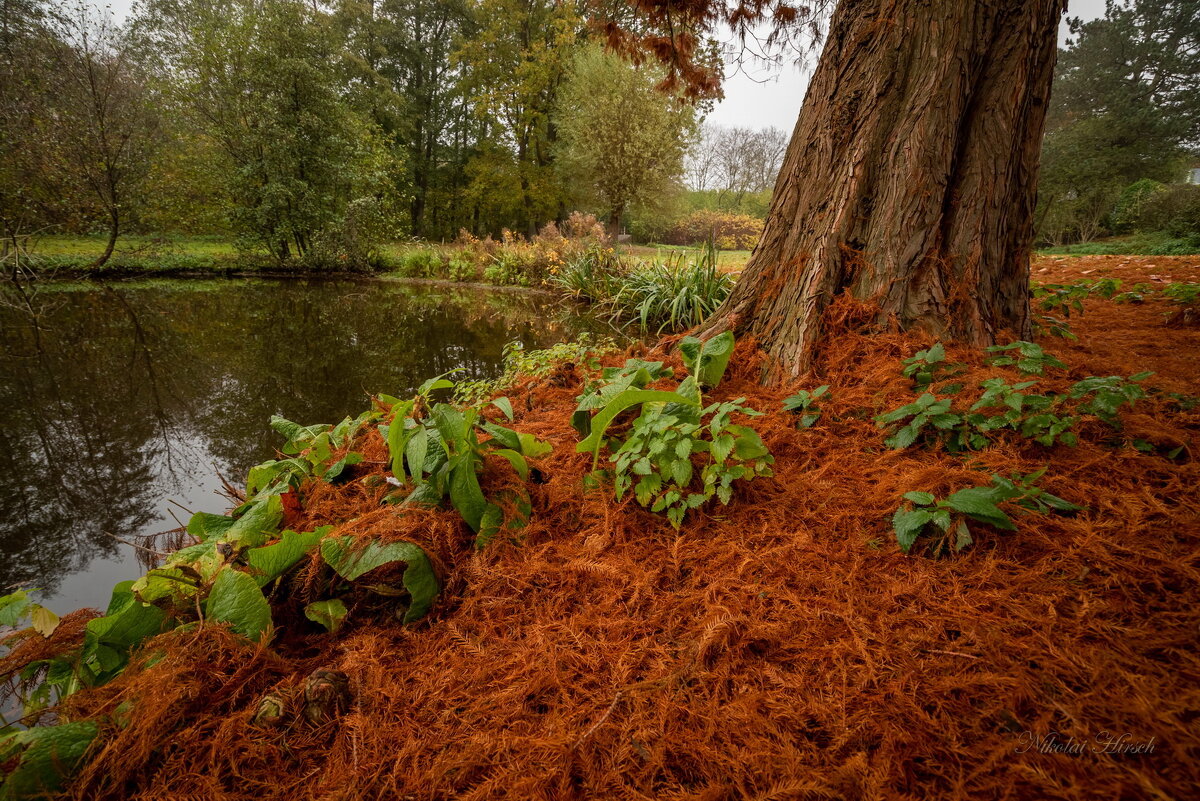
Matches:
[[0, 278, 617, 614]]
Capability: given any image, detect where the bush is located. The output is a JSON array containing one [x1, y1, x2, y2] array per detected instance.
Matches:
[[608, 244, 734, 332], [302, 197, 395, 271], [397, 247, 447, 278], [549, 245, 630, 301], [1135, 184, 1200, 238], [662, 210, 762, 250]]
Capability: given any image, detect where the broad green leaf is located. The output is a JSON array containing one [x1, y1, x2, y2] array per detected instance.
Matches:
[[84, 588, 166, 672], [0, 721, 98, 800], [225, 495, 284, 548], [576, 389, 697, 465], [491, 397, 514, 420], [304, 599, 348, 634], [387, 401, 416, 483], [322, 452, 363, 482], [893, 508, 933, 553], [492, 448, 530, 481], [902, 491, 936, 506], [206, 568, 272, 640], [954, 520, 974, 551], [319, 537, 439, 623], [448, 457, 489, 531], [186, 512, 236, 542], [516, 432, 553, 458], [476, 503, 504, 549], [943, 488, 1016, 530], [680, 331, 736, 387], [405, 426, 429, 483], [132, 568, 199, 604], [0, 590, 32, 627], [727, 425, 770, 460], [246, 528, 326, 587]]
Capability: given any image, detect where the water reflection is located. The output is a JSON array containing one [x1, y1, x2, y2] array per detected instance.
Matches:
[[0, 278, 613, 611]]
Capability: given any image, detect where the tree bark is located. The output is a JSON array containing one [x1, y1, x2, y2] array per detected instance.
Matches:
[[92, 203, 119, 270], [697, 0, 1066, 381]]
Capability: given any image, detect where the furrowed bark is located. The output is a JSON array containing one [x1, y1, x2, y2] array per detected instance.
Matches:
[[698, 0, 1067, 381]]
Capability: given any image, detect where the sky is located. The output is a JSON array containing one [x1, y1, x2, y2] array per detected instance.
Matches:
[[706, 0, 1111, 131], [104, 0, 1110, 132]]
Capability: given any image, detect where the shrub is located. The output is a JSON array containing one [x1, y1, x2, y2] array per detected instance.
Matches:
[[608, 244, 734, 332], [302, 197, 395, 271], [662, 210, 763, 250], [550, 245, 630, 301], [398, 247, 447, 278], [1130, 183, 1200, 239]]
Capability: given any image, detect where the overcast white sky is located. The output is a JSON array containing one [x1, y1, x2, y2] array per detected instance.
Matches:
[[104, 0, 1110, 132], [707, 0, 1110, 130]]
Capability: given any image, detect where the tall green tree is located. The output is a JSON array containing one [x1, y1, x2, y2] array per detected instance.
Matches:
[[142, 0, 396, 261], [455, 0, 583, 234], [46, 1, 159, 267], [1038, 0, 1200, 243], [555, 45, 695, 236]]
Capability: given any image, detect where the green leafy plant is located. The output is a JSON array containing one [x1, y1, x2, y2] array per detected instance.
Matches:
[[892, 470, 1083, 555], [967, 379, 1078, 447], [1031, 314, 1077, 340], [571, 357, 677, 440], [382, 374, 552, 548], [984, 341, 1067, 374], [1033, 282, 1089, 317], [1069, 372, 1153, 425], [0, 721, 99, 800], [1163, 282, 1200, 305], [1088, 278, 1122, 298], [875, 393, 964, 449], [453, 335, 615, 407], [782, 385, 830, 428], [606, 244, 733, 333], [575, 332, 773, 528], [610, 397, 772, 528], [901, 343, 965, 390]]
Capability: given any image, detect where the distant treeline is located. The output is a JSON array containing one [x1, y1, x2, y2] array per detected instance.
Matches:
[[0, 0, 704, 267], [1037, 0, 1200, 252]]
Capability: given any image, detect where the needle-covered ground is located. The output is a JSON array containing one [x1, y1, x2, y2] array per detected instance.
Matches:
[[19, 258, 1200, 800]]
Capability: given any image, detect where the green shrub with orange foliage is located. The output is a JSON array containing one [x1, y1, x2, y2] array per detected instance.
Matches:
[[662, 210, 763, 250]]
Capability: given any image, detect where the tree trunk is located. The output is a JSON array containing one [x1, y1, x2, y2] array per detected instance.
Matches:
[[697, 0, 1066, 381], [91, 203, 119, 270]]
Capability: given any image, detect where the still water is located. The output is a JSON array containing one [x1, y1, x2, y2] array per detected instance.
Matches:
[[0, 278, 615, 613]]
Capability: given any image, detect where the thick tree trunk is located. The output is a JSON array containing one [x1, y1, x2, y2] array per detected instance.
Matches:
[[697, 0, 1066, 380]]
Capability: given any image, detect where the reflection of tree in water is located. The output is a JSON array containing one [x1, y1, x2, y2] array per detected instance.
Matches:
[[0, 289, 181, 595], [0, 279, 610, 599]]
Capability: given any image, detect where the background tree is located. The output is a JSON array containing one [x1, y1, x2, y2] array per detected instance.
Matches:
[[555, 45, 696, 236], [0, 0, 56, 251], [685, 122, 787, 210], [455, 0, 584, 235], [1038, 0, 1200, 244], [144, 0, 397, 261], [45, 1, 158, 267]]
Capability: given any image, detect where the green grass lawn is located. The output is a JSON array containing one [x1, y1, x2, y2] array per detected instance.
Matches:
[[32, 234, 243, 260], [1036, 231, 1200, 256]]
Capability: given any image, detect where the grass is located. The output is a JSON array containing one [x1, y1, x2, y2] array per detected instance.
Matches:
[[624, 244, 752, 272], [33, 234, 241, 259], [1036, 231, 1200, 256]]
